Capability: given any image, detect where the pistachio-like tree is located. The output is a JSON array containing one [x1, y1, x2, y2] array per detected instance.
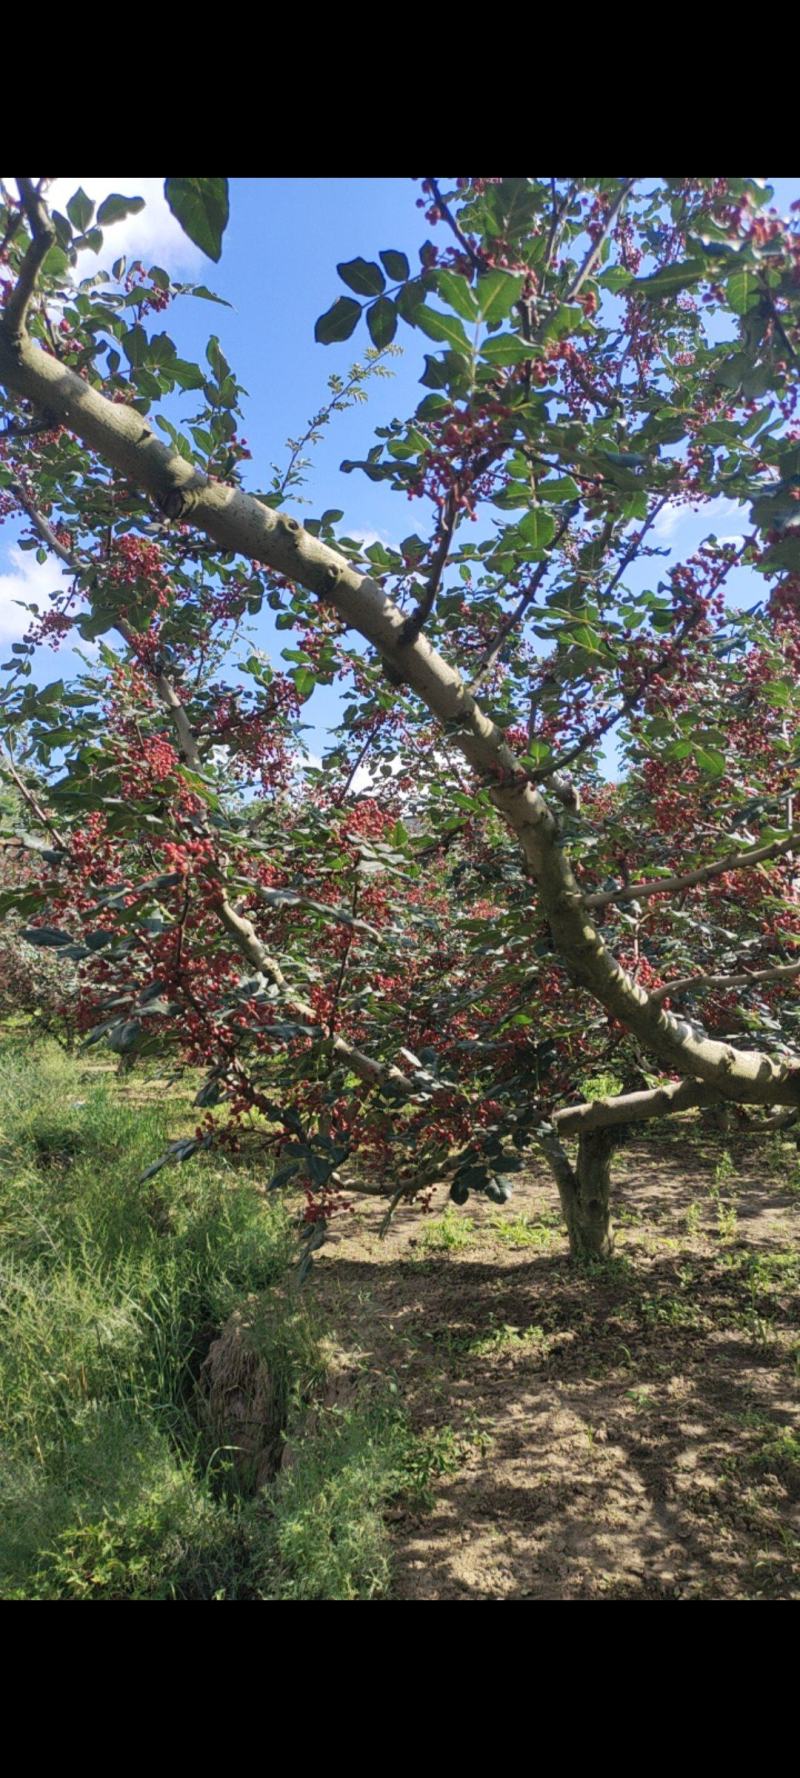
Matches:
[[2, 176, 799, 1257]]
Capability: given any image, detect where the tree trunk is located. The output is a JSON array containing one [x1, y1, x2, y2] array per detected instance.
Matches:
[[569, 1130, 616, 1259], [537, 1127, 617, 1260]]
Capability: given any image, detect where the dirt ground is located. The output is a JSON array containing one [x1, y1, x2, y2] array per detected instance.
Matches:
[[311, 1127, 800, 1600]]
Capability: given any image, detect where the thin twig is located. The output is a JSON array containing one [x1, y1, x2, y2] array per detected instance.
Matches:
[[650, 957, 800, 1005], [469, 504, 578, 692], [427, 178, 484, 274], [565, 179, 637, 303]]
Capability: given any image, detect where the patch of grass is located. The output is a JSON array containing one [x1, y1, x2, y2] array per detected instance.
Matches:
[[419, 1206, 476, 1253], [489, 1210, 559, 1249], [748, 1429, 800, 1480], [0, 1037, 443, 1601], [639, 1293, 705, 1331], [259, 1404, 467, 1599], [464, 1318, 546, 1358], [765, 1134, 800, 1191]]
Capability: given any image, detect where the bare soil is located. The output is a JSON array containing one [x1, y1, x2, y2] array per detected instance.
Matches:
[[311, 1128, 800, 1600]]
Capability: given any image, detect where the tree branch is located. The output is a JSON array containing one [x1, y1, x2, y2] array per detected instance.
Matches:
[[585, 830, 800, 910], [650, 957, 800, 1006], [3, 179, 55, 338], [552, 1077, 726, 1136], [565, 180, 637, 303]]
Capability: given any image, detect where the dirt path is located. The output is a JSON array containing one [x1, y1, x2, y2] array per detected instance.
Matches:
[[312, 1131, 800, 1599]]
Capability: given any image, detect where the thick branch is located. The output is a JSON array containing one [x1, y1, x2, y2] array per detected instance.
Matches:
[[553, 1078, 726, 1137]]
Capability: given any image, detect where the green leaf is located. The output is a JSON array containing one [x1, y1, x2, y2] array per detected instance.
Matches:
[[337, 257, 386, 297], [635, 259, 706, 298], [415, 305, 471, 351], [396, 280, 427, 324], [435, 269, 479, 321], [518, 510, 556, 551], [189, 285, 232, 307], [480, 333, 537, 367], [694, 745, 726, 776], [96, 193, 145, 228], [541, 303, 583, 342], [315, 296, 361, 344], [541, 475, 580, 502], [78, 228, 104, 255], [763, 680, 792, 708], [726, 268, 761, 315], [20, 926, 73, 948], [380, 249, 410, 282], [367, 296, 398, 347], [171, 358, 206, 390], [419, 351, 469, 391], [476, 270, 524, 323], [67, 187, 95, 232], [293, 667, 316, 701], [164, 177, 230, 262], [42, 245, 69, 280], [122, 324, 148, 367]]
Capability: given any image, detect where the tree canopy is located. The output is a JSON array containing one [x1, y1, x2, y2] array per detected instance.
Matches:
[[2, 175, 800, 1259]]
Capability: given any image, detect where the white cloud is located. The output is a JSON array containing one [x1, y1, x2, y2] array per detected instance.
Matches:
[[653, 495, 746, 542], [652, 501, 686, 540], [0, 547, 70, 643], [47, 178, 204, 273], [349, 528, 395, 552]]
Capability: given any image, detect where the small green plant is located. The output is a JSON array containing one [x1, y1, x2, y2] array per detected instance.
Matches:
[[685, 1201, 702, 1237], [419, 1206, 476, 1254], [580, 1072, 624, 1102], [750, 1429, 800, 1477], [466, 1318, 546, 1358], [490, 1211, 558, 1249], [626, 1386, 654, 1411], [640, 1293, 704, 1331], [716, 1198, 739, 1241], [713, 1149, 736, 1188]]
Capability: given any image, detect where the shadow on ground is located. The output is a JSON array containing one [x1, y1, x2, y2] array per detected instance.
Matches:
[[311, 1135, 800, 1599]]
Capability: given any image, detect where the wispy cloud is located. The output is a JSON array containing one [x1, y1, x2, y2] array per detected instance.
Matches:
[[653, 495, 746, 543], [0, 548, 69, 643]]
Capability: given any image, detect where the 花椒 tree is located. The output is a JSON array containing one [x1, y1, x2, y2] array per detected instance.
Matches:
[[1, 174, 800, 1260]]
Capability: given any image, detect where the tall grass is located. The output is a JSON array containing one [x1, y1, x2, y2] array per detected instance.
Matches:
[[0, 1039, 434, 1599]]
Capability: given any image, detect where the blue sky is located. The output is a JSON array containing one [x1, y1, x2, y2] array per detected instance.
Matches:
[[2, 176, 799, 771]]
